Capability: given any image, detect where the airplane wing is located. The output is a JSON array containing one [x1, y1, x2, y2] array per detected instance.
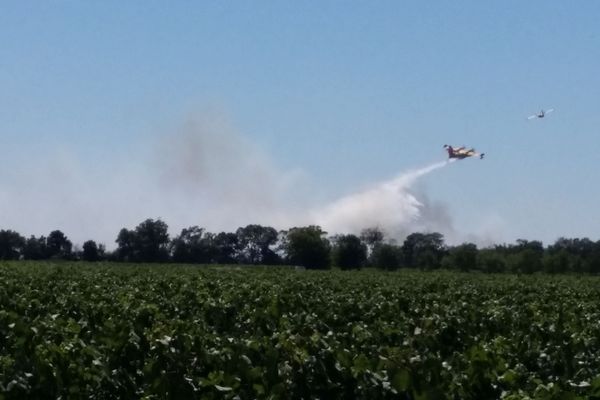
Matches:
[[527, 114, 537, 120], [545, 108, 554, 114]]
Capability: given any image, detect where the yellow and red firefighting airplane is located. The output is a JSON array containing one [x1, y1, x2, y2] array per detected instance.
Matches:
[[443, 144, 485, 160]]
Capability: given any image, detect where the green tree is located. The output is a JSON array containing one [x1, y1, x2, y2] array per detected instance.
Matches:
[[402, 232, 445, 269], [115, 219, 170, 262], [360, 227, 385, 255], [213, 232, 239, 264], [443, 243, 478, 272], [585, 240, 600, 274], [82, 240, 104, 262], [22, 235, 48, 260], [543, 250, 569, 274], [282, 226, 330, 269], [515, 239, 544, 273], [115, 228, 135, 262], [0, 230, 25, 260], [134, 219, 170, 262], [548, 237, 596, 273], [171, 226, 214, 263], [514, 249, 543, 274], [46, 230, 73, 259], [331, 234, 367, 270], [235, 224, 280, 264], [477, 249, 506, 273], [370, 243, 402, 270]]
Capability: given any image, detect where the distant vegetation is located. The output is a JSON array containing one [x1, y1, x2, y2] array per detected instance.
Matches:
[[1, 220, 599, 273]]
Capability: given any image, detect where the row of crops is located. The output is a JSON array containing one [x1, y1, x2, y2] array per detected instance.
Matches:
[[0, 262, 600, 399]]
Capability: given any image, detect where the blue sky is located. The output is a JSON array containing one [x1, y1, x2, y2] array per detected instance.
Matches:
[[1, 1, 599, 246]]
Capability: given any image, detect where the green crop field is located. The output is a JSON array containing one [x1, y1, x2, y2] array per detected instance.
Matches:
[[0, 262, 599, 399]]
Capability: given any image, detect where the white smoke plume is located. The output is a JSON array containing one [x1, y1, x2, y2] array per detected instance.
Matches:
[[311, 161, 455, 241]]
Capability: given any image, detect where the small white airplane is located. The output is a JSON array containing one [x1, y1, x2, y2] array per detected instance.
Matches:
[[528, 108, 554, 120], [443, 145, 484, 160]]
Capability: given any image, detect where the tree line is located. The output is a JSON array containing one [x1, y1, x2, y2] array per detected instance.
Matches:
[[1, 219, 599, 274]]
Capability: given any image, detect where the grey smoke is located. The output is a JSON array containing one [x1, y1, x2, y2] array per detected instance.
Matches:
[[151, 113, 308, 231]]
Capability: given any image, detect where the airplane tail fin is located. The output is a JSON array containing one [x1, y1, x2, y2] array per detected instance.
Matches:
[[443, 145, 454, 157], [480, 153, 485, 159]]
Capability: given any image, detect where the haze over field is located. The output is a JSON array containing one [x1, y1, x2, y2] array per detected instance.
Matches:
[[1, 2, 599, 247]]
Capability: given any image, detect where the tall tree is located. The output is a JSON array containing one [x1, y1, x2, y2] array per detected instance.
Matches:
[[0, 230, 26, 260], [402, 232, 445, 269], [512, 239, 544, 274], [586, 240, 600, 274], [115, 219, 170, 262], [213, 232, 239, 264], [443, 243, 478, 272], [282, 226, 330, 269], [235, 224, 279, 264], [82, 240, 104, 262], [360, 227, 385, 255], [548, 237, 596, 273], [115, 228, 136, 262], [22, 236, 48, 260], [46, 230, 73, 259], [370, 243, 402, 271], [134, 219, 170, 262], [331, 234, 367, 270], [476, 249, 506, 273], [170, 226, 214, 263], [543, 250, 569, 274]]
